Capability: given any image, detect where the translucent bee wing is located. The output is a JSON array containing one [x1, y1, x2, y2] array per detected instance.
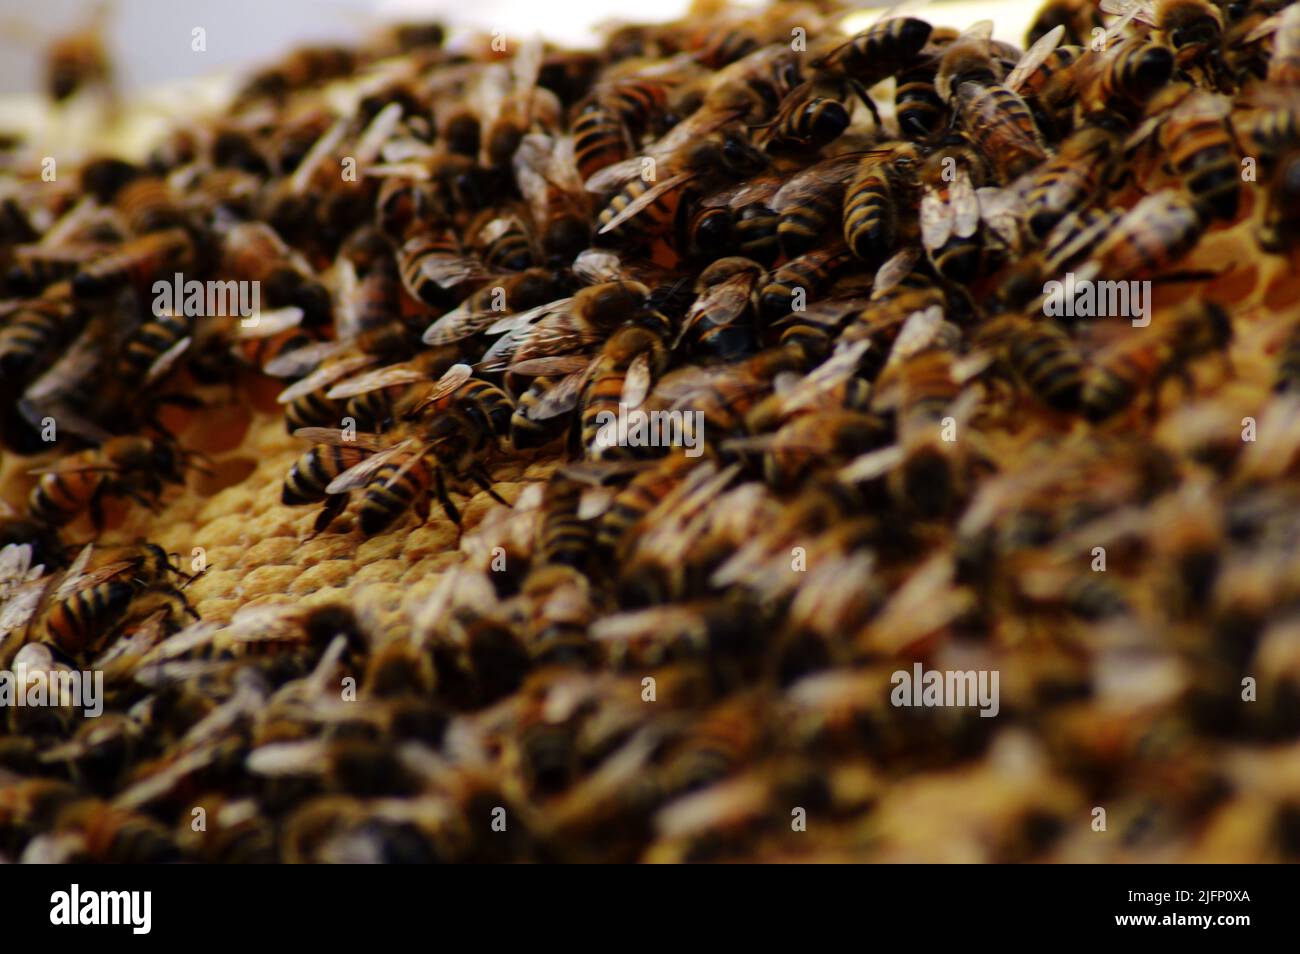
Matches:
[[1005, 24, 1065, 93], [597, 172, 694, 235], [951, 169, 981, 239], [507, 353, 595, 377], [920, 189, 954, 250], [291, 427, 390, 452], [621, 352, 654, 409], [290, 117, 348, 194], [235, 306, 304, 340], [872, 247, 921, 296], [527, 369, 590, 420], [1099, 0, 1157, 28], [838, 444, 905, 483], [324, 441, 421, 494], [326, 363, 431, 399], [276, 353, 377, 403], [264, 339, 348, 378]]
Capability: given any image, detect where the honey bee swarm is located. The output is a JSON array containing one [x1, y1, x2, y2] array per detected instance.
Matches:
[[1, 0, 1300, 865]]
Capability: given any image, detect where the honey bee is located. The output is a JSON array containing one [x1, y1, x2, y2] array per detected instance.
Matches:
[[1083, 302, 1233, 422], [1128, 86, 1241, 220], [675, 257, 763, 358], [920, 162, 984, 283], [811, 17, 934, 111], [2, 543, 198, 662], [0, 296, 80, 384], [1083, 189, 1206, 280], [580, 324, 673, 458], [593, 125, 768, 246], [756, 85, 852, 153], [979, 313, 1086, 412], [1021, 126, 1120, 240], [1101, 0, 1225, 69], [420, 268, 568, 345], [940, 25, 1051, 181], [219, 221, 332, 328], [766, 152, 866, 260], [1076, 35, 1175, 126], [71, 228, 194, 298], [27, 435, 200, 529], [753, 244, 855, 321], [300, 367, 510, 533]]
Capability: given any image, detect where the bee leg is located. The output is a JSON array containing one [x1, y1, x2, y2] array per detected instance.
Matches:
[[434, 467, 462, 526], [307, 494, 347, 539], [847, 79, 881, 129], [469, 466, 510, 506]]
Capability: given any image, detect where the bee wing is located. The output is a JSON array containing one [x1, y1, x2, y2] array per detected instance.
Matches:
[[583, 155, 645, 195], [597, 172, 694, 235], [702, 176, 781, 210], [144, 335, 192, 386], [1004, 24, 1065, 93], [290, 117, 348, 194], [137, 619, 223, 665], [572, 249, 623, 285], [673, 272, 756, 348], [421, 289, 526, 345], [417, 250, 492, 289], [1099, 0, 1157, 28], [959, 19, 995, 43], [958, 81, 1045, 158], [276, 355, 377, 404], [1243, 10, 1285, 44], [838, 444, 905, 482], [0, 577, 52, 640], [524, 368, 591, 419], [0, 543, 38, 589], [872, 248, 921, 296], [291, 427, 390, 451], [264, 339, 348, 379], [976, 185, 1025, 248], [950, 169, 980, 239], [355, 102, 404, 165], [235, 306, 304, 340], [53, 544, 95, 600], [364, 161, 432, 181], [23, 313, 123, 408], [920, 189, 954, 251], [326, 363, 429, 399], [577, 486, 616, 520], [770, 154, 864, 211], [621, 352, 655, 409], [782, 338, 873, 413], [507, 354, 595, 377], [419, 362, 474, 403], [512, 319, 606, 366], [485, 297, 574, 336], [888, 305, 946, 363], [324, 441, 419, 494]]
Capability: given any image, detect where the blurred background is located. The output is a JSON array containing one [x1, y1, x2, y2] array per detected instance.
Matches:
[[0, 0, 1037, 94]]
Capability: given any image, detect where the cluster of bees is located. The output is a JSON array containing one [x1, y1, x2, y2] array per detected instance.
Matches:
[[1, 0, 1300, 862]]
